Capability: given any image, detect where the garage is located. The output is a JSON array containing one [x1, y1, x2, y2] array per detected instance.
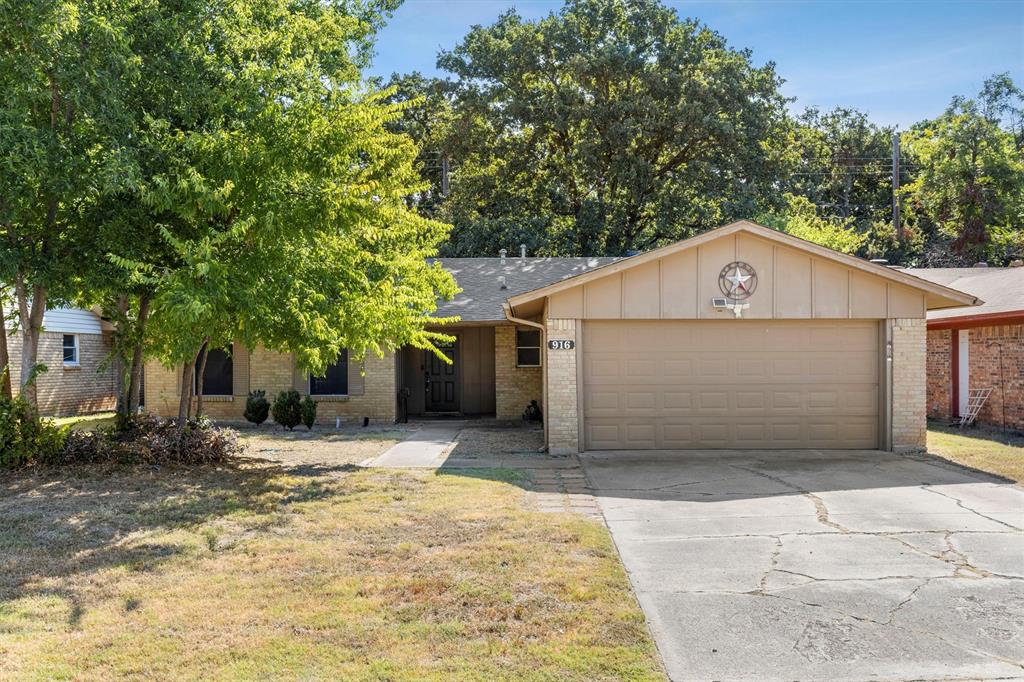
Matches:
[[582, 320, 880, 449], [504, 220, 979, 454]]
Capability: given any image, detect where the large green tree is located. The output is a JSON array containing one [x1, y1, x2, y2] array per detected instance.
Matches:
[[901, 75, 1024, 265], [389, 0, 790, 257], [0, 0, 139, 406]]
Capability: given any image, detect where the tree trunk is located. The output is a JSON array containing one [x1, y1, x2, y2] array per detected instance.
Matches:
[[15, 272, 47, 408], [126, 293, 151, 416], [177, 357, 196, 428], [194, 339, 209, 418], [0, 303, 11, 400], [114, 295, 130, 419]]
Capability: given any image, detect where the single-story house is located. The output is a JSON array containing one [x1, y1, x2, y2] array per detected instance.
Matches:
[[906, 264, 1023, 432], [4, 307, 119, 416], [143, 221, 979, 452]]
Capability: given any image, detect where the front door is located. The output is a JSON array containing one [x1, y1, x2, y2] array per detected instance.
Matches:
[[425, 341, 459, 412]]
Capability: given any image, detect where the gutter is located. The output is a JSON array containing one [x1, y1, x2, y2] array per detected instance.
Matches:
[[927, 310, 1024, 330], [503, 302, 549, 452]]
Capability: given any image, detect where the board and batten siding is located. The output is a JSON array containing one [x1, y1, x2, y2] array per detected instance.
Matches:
[[547, 232, 927, 321]]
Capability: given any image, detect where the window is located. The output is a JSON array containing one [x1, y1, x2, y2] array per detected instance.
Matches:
[[62, 334, 79, 366], [516, 329, 541, 367], [310, 350, 348, 396], [196, 346, 233, 396]]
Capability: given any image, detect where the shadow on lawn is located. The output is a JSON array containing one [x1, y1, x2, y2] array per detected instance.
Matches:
[[0, 457, 353, 619]]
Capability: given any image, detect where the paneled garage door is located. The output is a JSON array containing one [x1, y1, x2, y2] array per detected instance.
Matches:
[[582, 320, 880, 450]]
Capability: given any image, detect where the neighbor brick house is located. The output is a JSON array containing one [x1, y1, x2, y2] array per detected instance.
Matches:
[[4, 307, 118, 416], [144, 221, 978, 453], [907, 265, 1023, 432]]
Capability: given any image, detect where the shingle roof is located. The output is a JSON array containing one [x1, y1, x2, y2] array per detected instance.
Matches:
[[433, 257, 619, 321], [904, 267, 1024, 320]]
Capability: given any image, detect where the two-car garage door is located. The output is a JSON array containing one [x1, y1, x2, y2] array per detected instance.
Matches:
[[582, 320, 881, 450]]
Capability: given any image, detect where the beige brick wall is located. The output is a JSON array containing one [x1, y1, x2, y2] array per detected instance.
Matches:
[[144, 345, 396, 425], [494, 324, 542, 420], [5, 331, 117, 416], [892, 317, 927, 452], [545, 319, 579, 454]]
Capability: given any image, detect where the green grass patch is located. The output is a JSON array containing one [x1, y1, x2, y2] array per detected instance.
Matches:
[[928, 421, 1024, 483]]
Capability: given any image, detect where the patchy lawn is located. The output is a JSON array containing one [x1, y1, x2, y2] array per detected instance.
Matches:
[[0, 454, 662, 680], [235, 424, 412, 469], [928, 421, 1024, 483]]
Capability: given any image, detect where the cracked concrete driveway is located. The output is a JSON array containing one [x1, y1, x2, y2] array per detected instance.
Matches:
[[580, 449, 1024, 682]]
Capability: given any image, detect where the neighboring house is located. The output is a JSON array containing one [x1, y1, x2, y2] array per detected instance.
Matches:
[[143, 221, 978, 453], [4, 307, 118, 416], [905, 265, 1023, 432]]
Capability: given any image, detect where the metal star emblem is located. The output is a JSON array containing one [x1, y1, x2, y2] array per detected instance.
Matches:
[[724, 267, 751, 295], [718, 261, 758, 301]]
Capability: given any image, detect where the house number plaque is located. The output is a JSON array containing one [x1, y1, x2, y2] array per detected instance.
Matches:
[[548, 339, 575, 350]]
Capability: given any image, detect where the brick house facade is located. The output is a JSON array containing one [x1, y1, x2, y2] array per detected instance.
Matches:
[[909, 266, 1024, 433], [4, 308, 118, 417], [145, 222, 978, 451]]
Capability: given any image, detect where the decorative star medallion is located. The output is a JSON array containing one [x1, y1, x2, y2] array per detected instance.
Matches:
[[718, 261, 757, 300]]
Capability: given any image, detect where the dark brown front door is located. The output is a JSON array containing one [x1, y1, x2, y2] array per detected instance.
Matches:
[[425, 341, 459, 412]]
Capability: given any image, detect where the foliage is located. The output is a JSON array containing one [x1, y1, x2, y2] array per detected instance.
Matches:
[[60, 415, 240, 465], [901, 77, 1024, 264], [271, 390, 303, 431], [758, 194, 866, 254], [300, 396, 318, 430], [388, 0, 789, 256], [0, 392, 68, 467], [245, 390, 270, 426]]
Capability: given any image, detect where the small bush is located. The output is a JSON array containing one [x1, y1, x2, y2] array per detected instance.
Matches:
[[300, 395, 317, 430], [0, 393, 68, 468], [244, 390, 270, 426], [60, 415, 241, 465], [271, 390, 302, 430]]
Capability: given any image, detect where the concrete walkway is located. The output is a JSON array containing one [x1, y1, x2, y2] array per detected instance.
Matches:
[[366, 422, 464, 468]]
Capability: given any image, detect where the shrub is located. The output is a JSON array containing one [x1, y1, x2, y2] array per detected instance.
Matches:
[[271, 390, 302, 430], [244, 390, 270, 426], [0, 392, 68, 468], [60, 415, 241, 465], [300, 395, 317, 430]]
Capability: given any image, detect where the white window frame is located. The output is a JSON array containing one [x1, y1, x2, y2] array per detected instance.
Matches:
[[62, 334, 80, 367], [515, 328, 542, 368]]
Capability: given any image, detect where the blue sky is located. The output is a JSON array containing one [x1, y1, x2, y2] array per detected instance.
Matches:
[[367, 0, 1024, 128]]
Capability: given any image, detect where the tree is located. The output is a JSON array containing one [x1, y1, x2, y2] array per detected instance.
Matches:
[[95, 0, 457, 427], [392, 0, 789, 257], [0, 0, 139, 407], [758, 194, 866, 255], [901, 75, 1024, 264]]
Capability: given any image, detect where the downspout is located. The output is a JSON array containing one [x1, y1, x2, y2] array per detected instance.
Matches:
[[503, 302, 548, 452]]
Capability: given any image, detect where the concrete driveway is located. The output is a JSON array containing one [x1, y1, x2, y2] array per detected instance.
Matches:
[[580, 450, 1024, 681]]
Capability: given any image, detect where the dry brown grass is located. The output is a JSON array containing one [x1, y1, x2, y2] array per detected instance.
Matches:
[[0, 451, 662, 680]]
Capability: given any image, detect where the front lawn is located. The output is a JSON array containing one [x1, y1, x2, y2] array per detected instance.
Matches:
[[0, 453, 662, 679], [927, 421, 1024, 483]]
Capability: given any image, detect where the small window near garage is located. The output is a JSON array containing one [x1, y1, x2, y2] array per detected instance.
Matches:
[[62, 334, 79, 366], [196, 346, 233, 396], [310, 350, 348, 396], [516, 329, 541, 367]]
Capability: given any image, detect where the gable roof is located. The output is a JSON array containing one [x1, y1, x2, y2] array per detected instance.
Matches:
[[904, 267, 1024, 322], [434, 257, 618, 321], [507, 220, 981, 314]]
